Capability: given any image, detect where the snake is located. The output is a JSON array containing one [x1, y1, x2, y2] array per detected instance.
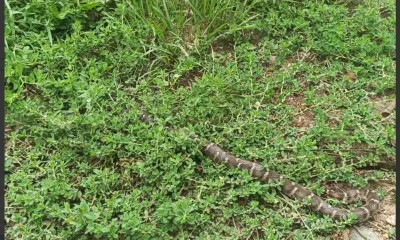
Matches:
[[138, 111, 380, 223]]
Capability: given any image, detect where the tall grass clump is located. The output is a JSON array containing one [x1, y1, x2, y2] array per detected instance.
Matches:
[[115, 0, 261, 56]]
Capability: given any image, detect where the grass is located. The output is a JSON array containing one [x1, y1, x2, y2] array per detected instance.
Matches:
[[5, 0, 396, 239]]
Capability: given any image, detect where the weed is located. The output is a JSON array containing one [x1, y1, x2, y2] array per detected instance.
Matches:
[[5, 0, 395, 239]]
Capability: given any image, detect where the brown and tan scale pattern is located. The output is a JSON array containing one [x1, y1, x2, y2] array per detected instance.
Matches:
[[139, 112, 380, 223], [203, 141, 380, 222]]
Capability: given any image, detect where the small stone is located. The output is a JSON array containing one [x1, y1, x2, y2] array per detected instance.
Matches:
[[350, 226, 379, 240], [386, 215, 396, 226], [269, 55, 276, 65], [390, 138, 396, 147]]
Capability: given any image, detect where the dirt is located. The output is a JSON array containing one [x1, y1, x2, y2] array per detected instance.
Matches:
[[22, 83, 43, 99], [294, 50, 317, 63], [292, 110, 314, 129], [268, 73, 315, 131], [280, 50, 317, 70], [261, 55, 276, 80], [210, 37, 235, 54], [326, 110, 343, 127], [174, 69, 203, 89], [284, 93, 315, 131], [247, 30, 265, 46], [343, 72, 357, 82], [369, 97, 396, 120]]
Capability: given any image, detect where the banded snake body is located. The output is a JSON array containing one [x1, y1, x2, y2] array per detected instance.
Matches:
[[139, 111, 380, 223]]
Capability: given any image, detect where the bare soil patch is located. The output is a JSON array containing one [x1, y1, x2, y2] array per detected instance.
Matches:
[[175, 69, 203, 89], [284, 93, 315, 130], [211, 37, 235, 55], [241, 29, 265, 46], [369, 97, 396, 120]]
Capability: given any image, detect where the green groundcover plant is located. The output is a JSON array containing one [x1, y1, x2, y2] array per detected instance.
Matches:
[[5, 0, 395, 239]]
